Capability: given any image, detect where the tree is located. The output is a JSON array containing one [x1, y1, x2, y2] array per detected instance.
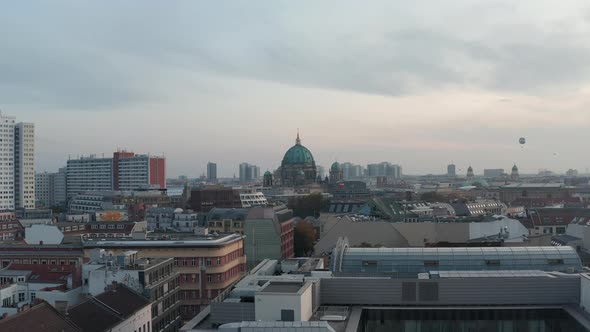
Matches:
[[294, 221, 316, 257], [288, 193, 326, 218]]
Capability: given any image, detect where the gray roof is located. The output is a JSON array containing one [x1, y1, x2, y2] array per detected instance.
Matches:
[[335, 246, 583, 275], [314, 218, 409, 254]]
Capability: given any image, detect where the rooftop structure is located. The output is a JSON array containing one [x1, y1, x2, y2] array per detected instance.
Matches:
[[332, 244, 583, 275]]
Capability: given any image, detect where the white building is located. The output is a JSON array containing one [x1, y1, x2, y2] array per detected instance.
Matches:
[[66, 156, 114, 199], [0, 113, 15, 210], [15, 123, 35, 209]]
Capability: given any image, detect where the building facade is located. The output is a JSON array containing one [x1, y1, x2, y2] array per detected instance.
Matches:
[[35, 169, 67, 208], [0, 113, 15, 210], [207, 162, 217, 182], [82, 234, 247, 320], [14, 123, 35, 209], [66, 156, 114, 199], [85, 251, 181, 332], [278, 133, 317, 186], [114, 151, 166, 191]]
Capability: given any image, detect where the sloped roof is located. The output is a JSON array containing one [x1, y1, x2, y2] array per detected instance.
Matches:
[[0, 301, 81, 332]]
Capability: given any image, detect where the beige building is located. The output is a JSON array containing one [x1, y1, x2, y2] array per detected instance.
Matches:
[[82, 233, 246, 320]]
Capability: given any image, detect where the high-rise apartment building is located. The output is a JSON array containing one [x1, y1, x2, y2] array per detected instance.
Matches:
[[14, 123, 35, 209], [0, 113, 15, 210], [35, 167, 67, 208], [207, 162, 217, 182], [367, 162, 401, 179], [66, 156, 114, 199], [67, 151, 166, 198], [0, 112, 35, 210], [239, 163, 259, 183], [114, 151, 165, 191]]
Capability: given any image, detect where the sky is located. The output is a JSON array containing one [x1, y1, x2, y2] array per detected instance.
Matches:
[[2, 1, 590, 177]]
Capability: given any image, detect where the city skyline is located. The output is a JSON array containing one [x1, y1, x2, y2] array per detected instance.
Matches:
[[4, 1, 590, 176]]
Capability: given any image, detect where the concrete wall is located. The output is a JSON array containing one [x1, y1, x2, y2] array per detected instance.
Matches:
[[580, 274, 590, 314], [321, 276, 580, 306], [36, 287, 83, 308], [87, 268, 141, 296], [210, 302, 255, 325], [112, 304, 152, 332], [255, 284, 313, 322]]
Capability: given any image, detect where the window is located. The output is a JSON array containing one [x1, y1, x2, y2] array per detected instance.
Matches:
[[548, 259, 564, 265], [207, 274, 212, 282], [485, 260, 501, 266], [18, 292, 24, 302], [206, 258, 212, 266], [216, 257, 221, 265], [30, 292, 36, 302], [424, 260, 439, 267]]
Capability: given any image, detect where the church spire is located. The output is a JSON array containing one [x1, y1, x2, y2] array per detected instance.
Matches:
[[296, 129, 301, 145]]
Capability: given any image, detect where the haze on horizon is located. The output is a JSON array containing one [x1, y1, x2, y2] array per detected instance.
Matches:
[[2, 1, 590, 177]]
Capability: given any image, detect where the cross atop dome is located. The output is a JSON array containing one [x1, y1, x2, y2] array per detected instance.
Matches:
[[296, 129, 301, 145]]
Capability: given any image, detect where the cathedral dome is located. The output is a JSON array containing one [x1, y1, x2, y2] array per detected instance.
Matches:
[[281, 133, 315, 167], [331, 162, 341, 172]]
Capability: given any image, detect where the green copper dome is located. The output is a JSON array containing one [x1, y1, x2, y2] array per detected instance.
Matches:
[[264, 170, 273, 177], [282, 133, 315, 166], [331, 162, 341, 172]]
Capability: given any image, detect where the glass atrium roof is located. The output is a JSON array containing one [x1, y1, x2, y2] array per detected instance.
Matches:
[[335, 246, 582, 274]]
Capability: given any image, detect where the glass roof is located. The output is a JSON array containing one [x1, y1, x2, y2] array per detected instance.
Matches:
[[336, 246, 582, 274]]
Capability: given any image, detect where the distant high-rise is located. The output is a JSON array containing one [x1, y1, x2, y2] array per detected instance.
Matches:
[[15, 122, 35, 209], [67, 150, 166, 198], [0, 112, 15, 210], [239, 163, 260, 183], [35, 169, 66, 208], [66, 155, 114, 198], [367, 162, 401, 179], [207, 162, 217, 181], [447, 164, 456, 177], [239, 163, 249, 182], [0, 112, 35, 210]]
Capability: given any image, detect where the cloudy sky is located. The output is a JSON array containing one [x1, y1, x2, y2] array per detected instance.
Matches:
[[3, 1, 590, 177]]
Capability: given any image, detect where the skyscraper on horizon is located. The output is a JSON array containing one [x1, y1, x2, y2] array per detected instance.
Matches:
[[207, 162, 217, 182], [447, 164, 456, 177], [0, 112, 15, 210], [0, 112, 35, 210]]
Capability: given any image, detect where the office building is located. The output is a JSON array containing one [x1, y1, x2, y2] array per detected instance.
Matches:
[[35, 168, 67, 208], [188, 186, 267, 212], [114, 151, 166, 191], [239, 163, 260, 183], [207, 162, 218, 182], [67, 151, 166, 198], [206, 205, 295, 269], [14, 122, 35, 209], [367, 162, 401, 178], [82, 233, 246, 319], [183, 249, 590, 332], [447, 164, 456, 177], [66, 156, 114, 199], [85, 250, 181, 332]]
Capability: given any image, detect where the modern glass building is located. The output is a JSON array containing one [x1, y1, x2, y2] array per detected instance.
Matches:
[[332, 246, 583, 275]]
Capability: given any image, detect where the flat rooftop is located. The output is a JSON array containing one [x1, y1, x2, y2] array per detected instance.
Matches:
[[82, 233, 243, 248], [260, 282, 305, 294]]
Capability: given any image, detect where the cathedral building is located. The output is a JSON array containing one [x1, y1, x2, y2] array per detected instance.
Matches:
[[277, 132, 317, 186]]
